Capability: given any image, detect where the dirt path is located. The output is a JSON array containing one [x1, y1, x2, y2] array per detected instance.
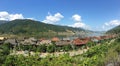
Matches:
[[11, 48, 89, 58], [40, 48, 88, 58]]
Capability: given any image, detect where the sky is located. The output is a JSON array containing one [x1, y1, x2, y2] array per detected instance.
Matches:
[[0, 0, 120, 31]]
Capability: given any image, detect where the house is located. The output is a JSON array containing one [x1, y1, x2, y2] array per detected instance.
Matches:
[[0, 37, 5, 40], [62, 37, 70, 41], [100, 36, 105, 39], [91, 39, 99, 43], [29, 37, 37, 42], [101, 35, 115, 40], [37, 39, 51, 45], [56, 40, 71, 46], [91, 36, 101, 43], [93, 36, 101, 40], [0, 37, 7, 44], [72, 38, 88, 46], [17, 37, 25, 41], [51, 37, 60, 42], [39, 38, 46, 41], [4, 39, 18, 45], [20, 37, 37, 45], [84, 37, 91, 42]]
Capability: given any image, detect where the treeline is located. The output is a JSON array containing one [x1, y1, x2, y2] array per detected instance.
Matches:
[[14, 44, 74, 53]]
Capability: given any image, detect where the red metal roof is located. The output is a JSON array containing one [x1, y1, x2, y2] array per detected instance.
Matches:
[[72, 38, 88, 45], [51, 37, 60, 42]]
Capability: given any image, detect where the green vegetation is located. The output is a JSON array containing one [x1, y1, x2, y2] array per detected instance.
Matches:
[[106, 25, 120, 34], [0, 43, 12, 65], [0, 19, 85, 38], [14, 44, 73, 53], [46, 44, 56, 53], [0, 37, 120, 66]]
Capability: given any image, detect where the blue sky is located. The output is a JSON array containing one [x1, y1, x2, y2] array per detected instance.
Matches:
[[0, 0, 120, 31]]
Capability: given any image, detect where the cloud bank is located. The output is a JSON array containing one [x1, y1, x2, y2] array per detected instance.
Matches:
[[42, 12, 64, 24], [70, 14, 90, 29], [102, 19, 120, 31], [0, 11, 24, 21], [0, 11, 35, 21]]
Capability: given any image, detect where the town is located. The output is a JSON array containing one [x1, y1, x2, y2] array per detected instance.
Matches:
[[0, 34, 117, 48]]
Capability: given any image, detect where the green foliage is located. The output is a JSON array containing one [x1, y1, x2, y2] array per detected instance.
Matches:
[[115, 37, 120, 42], [46, 44, 56, 53], [114, 41, 120, 54], [106, 25, 120, 34], [14, 43, 74, 53], [62, 44, 72, 51], [37, 44, 47, 52], [1, 38, 120, 66], [0, 43, 12, 65], [86, 41, 96, 47], [83, 43, 108, 57], [4, 54, 41, 66]]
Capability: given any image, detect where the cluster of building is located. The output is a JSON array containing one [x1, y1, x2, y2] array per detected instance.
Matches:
[[0, 34, 116, 46]]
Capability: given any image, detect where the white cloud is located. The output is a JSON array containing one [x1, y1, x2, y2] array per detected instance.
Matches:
[[26, 18, 35, 20], [70, 14, 90, 29], [42, 12, 64, 24], [9, 14, 24, 20], [72, 14, 82, 22], [102, 19, 120, 31], [0, 11, 24, 21], [105, 20, 120, 26]]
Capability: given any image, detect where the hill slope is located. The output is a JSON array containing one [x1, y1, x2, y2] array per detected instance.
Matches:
[[106, 25, 120, 34], [0, 19, 86, 37]]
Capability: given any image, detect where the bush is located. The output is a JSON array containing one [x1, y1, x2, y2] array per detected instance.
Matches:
[[62, 44, 72, 51], [37, 44, 47, 52], [0, 43, 11, 65], [87, 41, 95, 47], [47, 44, 56, 53]]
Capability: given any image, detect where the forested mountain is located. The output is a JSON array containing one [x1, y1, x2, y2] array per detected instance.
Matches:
[[0, 19, 86, 37]]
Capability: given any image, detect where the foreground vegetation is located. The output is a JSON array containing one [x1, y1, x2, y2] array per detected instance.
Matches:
[[0, 37, 120, 66]]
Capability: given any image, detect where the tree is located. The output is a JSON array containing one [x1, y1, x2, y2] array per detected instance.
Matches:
[[0, 43, 11, 65], [47, 44, 56, 53], [62, 44, 72, 51], [87, 41, 95, 47], [37, 44, 47, 52]]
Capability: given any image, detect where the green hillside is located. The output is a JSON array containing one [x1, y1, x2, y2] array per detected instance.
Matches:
[[0, 19, 85, 38], [106, 25, 120, 34]]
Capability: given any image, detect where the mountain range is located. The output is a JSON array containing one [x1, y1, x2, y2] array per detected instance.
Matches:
[[0, 19, 87, 38]]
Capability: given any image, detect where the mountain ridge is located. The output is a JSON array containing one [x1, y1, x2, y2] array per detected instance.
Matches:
[[0, 19, 87, 38]]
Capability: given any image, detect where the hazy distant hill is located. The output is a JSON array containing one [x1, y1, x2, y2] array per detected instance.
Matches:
[[0, 19, 86, 37], [0, 20, 8, 25]]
